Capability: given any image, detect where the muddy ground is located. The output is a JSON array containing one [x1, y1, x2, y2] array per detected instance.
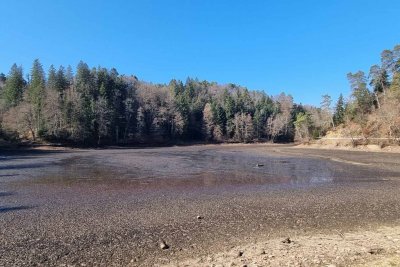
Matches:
[[0, 144, 400, 266]]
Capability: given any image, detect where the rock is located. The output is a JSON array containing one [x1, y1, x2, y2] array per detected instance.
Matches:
[[197, 215, 204, 220], [368, 247, 384, 255], [159, 240, 169, 250], [130, 257, 139, 263], [255, 163, 264, 167], [282, 237, 292, 244], [237, 251, 244, 257], [260, 250, 266, 255]]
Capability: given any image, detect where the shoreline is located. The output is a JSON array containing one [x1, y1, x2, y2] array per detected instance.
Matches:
[[2, 137, 400, 154], [296, 143, 400, 154]]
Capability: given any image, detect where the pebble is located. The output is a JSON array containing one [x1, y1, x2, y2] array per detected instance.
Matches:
[[368, 247, 384, 255], [159, 240, 169, 250], [282, 237, 292, 244]]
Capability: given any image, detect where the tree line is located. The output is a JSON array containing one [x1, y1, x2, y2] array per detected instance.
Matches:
[[0, 60, 333, 145], [4, 42, 397, 147]]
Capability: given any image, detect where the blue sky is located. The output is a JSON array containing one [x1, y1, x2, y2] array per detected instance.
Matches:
[[1, 0, 400, 105]]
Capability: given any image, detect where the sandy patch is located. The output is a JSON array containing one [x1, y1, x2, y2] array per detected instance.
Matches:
[[161, 226, 400, 267]]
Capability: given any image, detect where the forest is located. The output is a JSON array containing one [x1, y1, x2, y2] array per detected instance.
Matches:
[[0, 44, 399, 146]]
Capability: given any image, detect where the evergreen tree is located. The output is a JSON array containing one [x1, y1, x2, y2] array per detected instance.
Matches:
[[389, 72, 400, 101], [56, 66, 68, 96], [28, 59, 47, 136], [0, 73, 6, 85], [369, 65, 389, 94], [333, 94, 345, 125], [47, 65, 58, 91], [212, 103, 226, 137], [65, 65, 74, 86], [347, 71, 373, 117], [3, 64, 25, 107], [75, 61, 96, 140]]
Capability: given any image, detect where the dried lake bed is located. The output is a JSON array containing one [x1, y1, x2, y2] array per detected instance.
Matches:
[[1, 144, 400, 266]]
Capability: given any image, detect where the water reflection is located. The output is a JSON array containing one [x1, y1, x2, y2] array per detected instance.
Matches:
[[32, 148, 357, 192]]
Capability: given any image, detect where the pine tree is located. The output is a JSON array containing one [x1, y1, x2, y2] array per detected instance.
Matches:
[[389, 72, 400, 101], [28, 59, 46, 136], [47, 65, 58, 91], [3, 64, 25, 107], [347, 71, 373, 118], [56, 66, 68, 97], [29, 59, 46, 104], [0, 73, 6, 85], [75, 61, 96, 140], [65, 65, 74, 86], [333, 94, 345, 125]]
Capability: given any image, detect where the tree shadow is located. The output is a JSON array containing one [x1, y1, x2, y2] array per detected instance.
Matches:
[[0, 205, 33, 213], [0, 163, 51, 171], [0, 149, 67, 161], [0, 174, 16, 177], [0, 192, 15, 197]]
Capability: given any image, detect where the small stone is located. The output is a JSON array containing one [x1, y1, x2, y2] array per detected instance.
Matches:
[[197, 215, 204, 220], [282, 237, 292, 244], [368, 247, 384, 255], [237, 251, 244, 257], [159, 240, 169, 250], [260, 250, 266, 255], [130, 257, 139, 263]]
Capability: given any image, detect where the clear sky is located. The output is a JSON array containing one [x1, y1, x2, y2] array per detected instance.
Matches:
[[1, 0, 400, 105]]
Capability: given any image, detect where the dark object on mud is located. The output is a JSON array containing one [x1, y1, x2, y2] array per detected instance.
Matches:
[[159, 240, 169, 250], [282, 237, 292, 244], [255, 163, 264, 167], [197, 215, 204, 220], [368, 247, 384, 255]]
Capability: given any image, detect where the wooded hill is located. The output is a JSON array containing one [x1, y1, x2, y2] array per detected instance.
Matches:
[[0, 44, 399, 146], [330, 44, 400, 144], [0, 60, 333, 146]]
